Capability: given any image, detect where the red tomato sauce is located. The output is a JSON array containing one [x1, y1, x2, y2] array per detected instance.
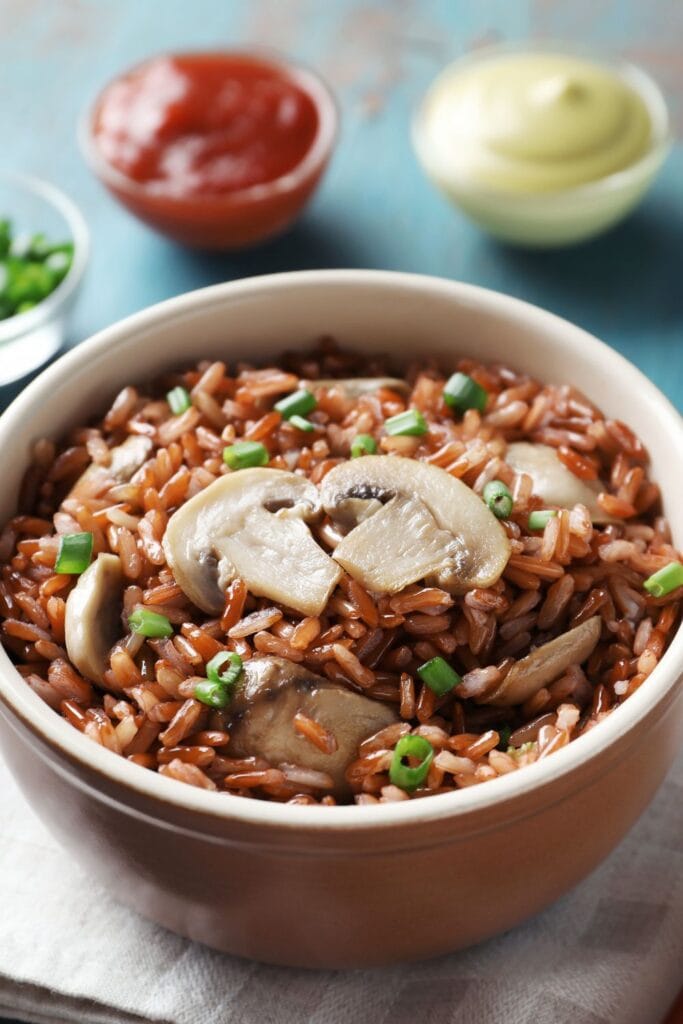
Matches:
[[93, 53, 320, 196]]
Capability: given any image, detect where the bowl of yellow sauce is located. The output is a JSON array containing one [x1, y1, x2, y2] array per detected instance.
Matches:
[[413, 43, 671, 247]]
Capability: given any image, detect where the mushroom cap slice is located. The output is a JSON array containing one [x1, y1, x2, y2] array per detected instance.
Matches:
[[480, 616, 602, 707], [69, 435, 153, 499], [162, 469, 342, 617], [302, 377, 410, 397], [505, 442, 610, 523], [228, 656, 398, 798], [320, 455, 510, 595], [64, 553, 124, 684]]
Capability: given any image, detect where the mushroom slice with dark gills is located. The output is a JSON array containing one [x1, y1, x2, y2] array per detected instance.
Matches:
[[505, 442, 612, 524], [64, 553, 124, 683], [162, 469, 342, 617], [479, 616, 602, 707], [320, 455, 510, 594], [229, 656, 399, 798], [69, 434, 153, 499]]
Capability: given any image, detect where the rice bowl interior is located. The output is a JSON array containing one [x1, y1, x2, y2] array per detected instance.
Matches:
[[1, 320, 680, 809]]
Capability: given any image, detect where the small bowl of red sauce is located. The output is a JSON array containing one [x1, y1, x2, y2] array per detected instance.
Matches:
[[81, 50, 338, 249]]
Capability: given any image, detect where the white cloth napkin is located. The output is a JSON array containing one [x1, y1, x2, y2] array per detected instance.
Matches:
[[0, 751, 681, 1024]]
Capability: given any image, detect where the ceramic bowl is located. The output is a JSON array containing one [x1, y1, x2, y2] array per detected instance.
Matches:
[[0, 270, 681, 968], [412, 44, 672, 248]]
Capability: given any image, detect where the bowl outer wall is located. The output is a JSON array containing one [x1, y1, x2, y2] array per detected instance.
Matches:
[[0, 268, 681, 849], [0, 689, 681, 967]]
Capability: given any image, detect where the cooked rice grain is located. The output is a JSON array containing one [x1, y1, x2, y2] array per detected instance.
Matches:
[[1, 341, 680, 806]]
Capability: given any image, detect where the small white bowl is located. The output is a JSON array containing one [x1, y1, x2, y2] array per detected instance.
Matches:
[[0, 173, 89, 384], [413, 43, 672, 248]]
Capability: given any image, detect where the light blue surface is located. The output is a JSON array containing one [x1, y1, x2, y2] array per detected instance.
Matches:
[[1, 0, 681, 413]]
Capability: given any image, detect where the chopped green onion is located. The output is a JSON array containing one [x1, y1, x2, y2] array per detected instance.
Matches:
[[507, 740, 535, 757], [289, 414, 316, 432], [5, 261, 55, 305], [351, 433, 377, 458], [417, 656, 462, 696], [223, 440, 269, 470], [26, 234, 51, 260], [643, 561, 683, 598], [384, 408, 428, 437], [195, 652, 242, 708], [497, 724, 512, 750], [0, 221, 73, 322], [528, 509, 558, 530], [206, 651, 243, 688], [0, 220, 10, 258], [194, 679, 231, 709], [389, 735, 434, 792], [44, 250, 71, 282], [128, 607, 173, 638], [443, 372, 488, 414], [55, 532, 93, 574], [274, 388, 316, 419], [166, 386, 192, 415], [483, 480, 513, 519]]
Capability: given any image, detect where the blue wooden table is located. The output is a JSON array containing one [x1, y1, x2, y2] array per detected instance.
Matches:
[[0, 2, 681, 1021], [1, 0, 682, 414]]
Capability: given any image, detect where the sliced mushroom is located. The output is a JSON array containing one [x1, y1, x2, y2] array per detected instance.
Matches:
[[480, 616, 602, 707], [64, 553, 123, 683], [320, 455, 510, 594], [69, 435, 153, 499], [301, 377, 410, 397], [505, 442, 610, 523], [163, 469, 342, 617], [229, 656, 399, 798]]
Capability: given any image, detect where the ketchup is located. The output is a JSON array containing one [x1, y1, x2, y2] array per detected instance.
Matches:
[[93, 53, 320, 196]]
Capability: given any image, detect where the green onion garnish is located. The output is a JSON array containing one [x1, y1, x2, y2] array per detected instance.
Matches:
[[0, 221, 74, 322], [483, 480, 513, 520], [289, 414, 315, 432], [443, 372, 488, 414], [45, 250, 71, 282], [166, 386, 192, 415], [195, 652, 243, 708], [223, 440, 269, 470], [193, 679, 232, 709], [54, 532, 93, 574], [384, 409, 428, 437], [206, 651, 243, 688], [417, 656, 462, 696], [128, 608, 174, 638], [0, 220, 10, 258], [643, 561, 683, 598], [497, 724, 512, 750], [351, 434, 377, 458], [389, 735, 434, 792], [274, 388, 316, 419], [528, 509, 558, 531]]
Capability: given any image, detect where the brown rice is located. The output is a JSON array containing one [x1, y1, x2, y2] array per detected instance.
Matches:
[[0, 340, 681, 806]]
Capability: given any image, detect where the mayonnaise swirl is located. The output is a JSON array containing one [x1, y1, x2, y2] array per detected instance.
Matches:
[[419, 52, 653, 193]]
